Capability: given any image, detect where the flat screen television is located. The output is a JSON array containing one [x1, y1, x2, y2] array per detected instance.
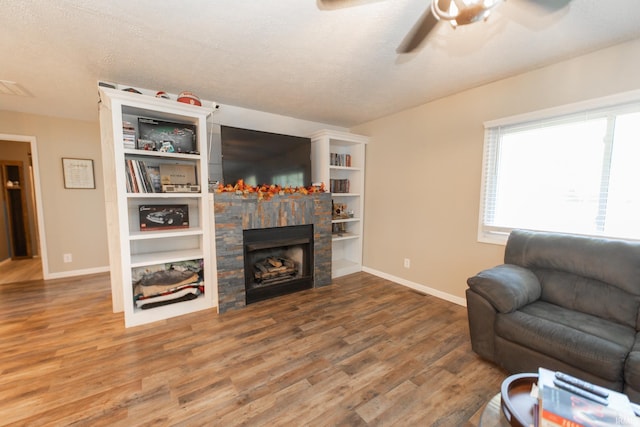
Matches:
[[220, 125, 312, 188]]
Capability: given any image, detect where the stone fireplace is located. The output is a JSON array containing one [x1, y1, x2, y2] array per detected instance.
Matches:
[[214, 192, 332, 313]]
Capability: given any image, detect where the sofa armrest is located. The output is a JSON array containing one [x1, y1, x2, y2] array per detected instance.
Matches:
[[467, 264, 541, 313]]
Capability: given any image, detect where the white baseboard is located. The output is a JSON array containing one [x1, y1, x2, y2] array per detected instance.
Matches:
[[45, 266, 110, 280], [361, 266, 467, 307]]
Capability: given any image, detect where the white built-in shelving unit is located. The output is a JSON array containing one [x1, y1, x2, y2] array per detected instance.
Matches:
[[98, 87, 215, 327], [310, 130, 368, 278]]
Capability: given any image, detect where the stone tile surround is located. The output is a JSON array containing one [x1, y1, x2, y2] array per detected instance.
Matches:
[[213, 191, 332, 313]]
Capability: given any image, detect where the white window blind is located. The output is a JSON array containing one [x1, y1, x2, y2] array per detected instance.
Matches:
[[479, 96, 640, 244]]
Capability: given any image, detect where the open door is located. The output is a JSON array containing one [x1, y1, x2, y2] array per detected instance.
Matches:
[[2, 161, 32, 259]]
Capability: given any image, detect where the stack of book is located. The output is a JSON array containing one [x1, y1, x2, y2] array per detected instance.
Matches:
[[122, 121, 136, 149], [330, 153, 351, 167], [125, 159, 161, 193], [537, 367, 640, 426], [330, 178, 350, 193]]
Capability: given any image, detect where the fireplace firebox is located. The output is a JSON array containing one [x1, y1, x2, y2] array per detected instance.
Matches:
[[243, 225, 314, 304]]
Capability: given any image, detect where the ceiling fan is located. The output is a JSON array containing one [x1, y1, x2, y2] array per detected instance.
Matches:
[[318, 0, 570, 53]]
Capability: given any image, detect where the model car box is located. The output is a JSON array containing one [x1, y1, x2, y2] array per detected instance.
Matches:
[[139, 204, 189, 231], [137, 118, 197, 153]]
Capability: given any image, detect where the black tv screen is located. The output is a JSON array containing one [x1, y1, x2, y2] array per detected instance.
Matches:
[[221, 126, 311, 188]]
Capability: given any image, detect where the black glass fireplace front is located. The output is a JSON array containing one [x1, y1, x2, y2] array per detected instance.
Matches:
[[243, 225, 314, 304]]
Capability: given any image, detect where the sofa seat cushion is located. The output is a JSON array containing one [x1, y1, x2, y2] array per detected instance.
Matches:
[[495, 301, 635, 381]]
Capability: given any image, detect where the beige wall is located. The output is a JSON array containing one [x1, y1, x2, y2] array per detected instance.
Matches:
[[2, 37, 639, 287], [0, 111, 108, 276], [353, 37, 640, 302]]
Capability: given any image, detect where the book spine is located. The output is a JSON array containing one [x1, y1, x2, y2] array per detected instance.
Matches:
[[139, 161, 153, 193], [132, 160, 146, 193], [127, 159, 139, 193]]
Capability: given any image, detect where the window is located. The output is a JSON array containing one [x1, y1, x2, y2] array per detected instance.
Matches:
[[479, 92, 640, 244]]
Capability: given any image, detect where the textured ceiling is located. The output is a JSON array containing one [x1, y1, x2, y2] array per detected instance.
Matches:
[[1, 0, 640, 127]]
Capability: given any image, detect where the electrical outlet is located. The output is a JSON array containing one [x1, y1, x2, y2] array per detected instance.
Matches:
[[63, 253, 72, 263], [403, 258, 410, 269]]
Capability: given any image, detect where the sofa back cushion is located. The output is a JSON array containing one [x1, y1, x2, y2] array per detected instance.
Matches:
[[534, 269, 639, 329], [505, 229, 640, 328]]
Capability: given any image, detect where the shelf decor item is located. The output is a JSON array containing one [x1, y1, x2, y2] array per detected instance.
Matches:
[[132, 260, 203, 310], [139, 204, 189, 231], [137, 117, 197, 153], [177, 91, 202, 106], [332, 201, 348, 219]]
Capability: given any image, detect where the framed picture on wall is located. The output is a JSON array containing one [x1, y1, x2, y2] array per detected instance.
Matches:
[[62, 158, 95, 189]]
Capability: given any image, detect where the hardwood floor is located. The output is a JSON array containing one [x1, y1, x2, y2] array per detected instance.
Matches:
[[0, 271, 507, 426], [0, 257, 42, 285]]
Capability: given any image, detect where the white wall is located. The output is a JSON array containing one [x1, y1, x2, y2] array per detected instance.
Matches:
[[353, 38, 640, 303]]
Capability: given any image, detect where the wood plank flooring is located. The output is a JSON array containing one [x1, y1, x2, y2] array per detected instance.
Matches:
[[0, 257, 42, 285], [0, 271, 507, 426]]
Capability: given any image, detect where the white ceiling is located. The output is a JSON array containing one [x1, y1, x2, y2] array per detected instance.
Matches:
[[2, 0, 640, 128]]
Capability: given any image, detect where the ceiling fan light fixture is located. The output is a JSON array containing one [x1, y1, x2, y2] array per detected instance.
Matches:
[[431, 0, 502, 28]]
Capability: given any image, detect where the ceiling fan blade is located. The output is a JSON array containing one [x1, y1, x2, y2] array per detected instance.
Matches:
[[396, 0, 446, 54], [317, 0, 383, 11], [523, 0, 571, 12]]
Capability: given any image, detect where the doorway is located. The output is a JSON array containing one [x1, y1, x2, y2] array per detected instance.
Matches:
[[1, 161, 32, 258], [0, 135, 45, 283]]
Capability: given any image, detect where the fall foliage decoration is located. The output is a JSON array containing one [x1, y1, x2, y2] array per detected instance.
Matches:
[[216, 180, 326, 200]]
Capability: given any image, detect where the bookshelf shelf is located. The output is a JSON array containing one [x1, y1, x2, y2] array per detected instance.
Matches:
[[332, 232, 360, 242], [129, 227, 204, 240], [330, 165, 362, 172], [332, 218, 360, 224], [330, 193, 361, 197], [130, 248, 204, 268], [126, 193, 202, 199]]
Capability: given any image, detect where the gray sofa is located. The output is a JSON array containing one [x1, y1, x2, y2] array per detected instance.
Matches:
[[466, 229, 640, 403]]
